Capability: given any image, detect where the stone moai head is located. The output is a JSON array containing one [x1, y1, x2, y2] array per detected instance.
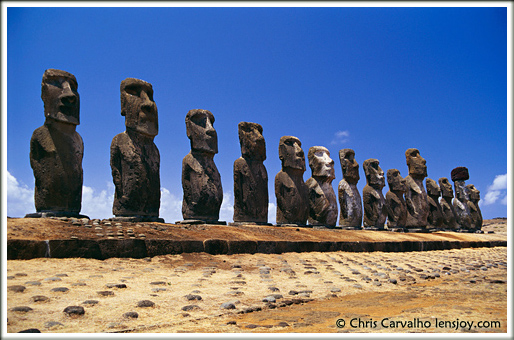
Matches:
[[405, 148, 427, 179], [238, 122, 265, 161], [363, 159, 385, 189], [120, 78, 158, 137], [426, 178, 441, 197], [439, 177, 454, 199], [279, 136, 305, 171], [308, 146, 335, 180], [466, 184, 480, 202], [41, 69, 80, 125], [339, 148, 360, 184], [451, 166, 469, 201], [186, 109, 218, 154], [387, 169, 406, 193]]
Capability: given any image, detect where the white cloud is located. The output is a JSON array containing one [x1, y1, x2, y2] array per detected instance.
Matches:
[[159, 188, 183, 223], [330, 130, 350, 145], [219, 191, 234, 223], [81, 183, 115, 219], [268, 202, 277, 225], [7, 171, 35, 217], [483, 173, 507, 206]]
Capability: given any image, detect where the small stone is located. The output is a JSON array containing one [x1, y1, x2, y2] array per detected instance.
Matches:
[[63, 306, 85, 316], [152, 288, 167, 292], [15, 273, 28, 277], [97, 290, 114, 297], [262, 296, 276, 303], [71, 236, 79, 240], [182, 305, 201, 311], [227, 321, 237, 325], [44, 277, 62, 282], [10, 306, 33, 312], [220, 302, 236, 309], [245, 324, 259, 329], [184, 294, 202, 301], [31, 295, 49, 302], [82, 300, 99, 305], [106, 283, 127, 289], [71, 282, 86, 286], [51, 287, 69, 292], [330, 287, 342, 292], [8, 285, 26, 293], [150, 281, 167, 285], [268, 287, 280, 292], [123, 311, 139, 319], [277, 322, 289, 327], [44, 321, 64, 329], [137, 300, 155, 307], [389, 278, 398, 284], [18, 329, 41, 333]]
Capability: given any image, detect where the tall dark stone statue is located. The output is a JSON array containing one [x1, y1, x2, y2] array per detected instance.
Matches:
[[438, 177, 458, 230], [385, 169, 407, 231], [110, 78, 163, 222], [404, 148, 429, 231], [337, 149, 363, 229], [362, 159, 387, 230], [181, 109, 224, 224], [451, 167, 472, 231], [26, 69, 88, 219], [466, 184, 483, 231], [306, 146, 338, 227], [275, 136, 309, 226], [233, 122, 269, 225], [425, 178, 444, 230]]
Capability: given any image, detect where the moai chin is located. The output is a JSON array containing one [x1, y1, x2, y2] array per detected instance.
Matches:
[[451, 167, 473, 231], [385, 169, 407, 231], [425, 178, 444, 229], [466, 184, 483, 231], [337, 149, 363, 229], [232, 122, 269, 225], [404, 148, 429, 231], [110, 78, 163, 222], [438, 177, 458, 230], [362, 159, 387, 230], [306, 146, 338, 227], [26, 69, 88, 219], [274, 136, 309, 226], [180, 109, 224, 224]]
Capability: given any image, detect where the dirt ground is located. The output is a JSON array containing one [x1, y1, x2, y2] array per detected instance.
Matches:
[[5, 218, 508, 334]]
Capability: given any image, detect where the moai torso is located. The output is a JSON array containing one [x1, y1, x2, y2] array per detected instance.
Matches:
[[438, 177, 458, 230], [404, 148, 429, 229], [426, 178, 444, 229], [29, 69, 84, 215], [306, 146, 338, 227], [466, 184, 483, 230], [338, 149, 362, 228], [451, 167, 472, 230], [111, 78, 161, 219], [362, 159, 387, 229], [182, 109, 223, 222], [233, 122, 268, 223], [385, 169, 407, 229], [275, 136, 309, 225]]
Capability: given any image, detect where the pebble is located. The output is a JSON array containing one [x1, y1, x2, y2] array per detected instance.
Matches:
[[106, 283, 127, 289], [31, 295, 49, 302], [44, 277, 62, 282], [330, 287, 342, 292], [8, 285, 26, 292], [124, 311, 139, 319], [18, 328, 41, 333], [184, 294, 202, 301], [97, 291, 114, 297], [11, 306, 33, 312], [389, 278, 398, 284], [51, 287, 69, 292], [277, 322, 289, 327], [15, 273, 28, 277], [220, 302, 236, 309], [150, 281, 167, 285], [71, 282, 87, 286], [137, 300, 155, 308], [262, 296, 276, 303], [82, 300, 99, 305], [268, 287, 280, 292], [152, 288, 167, 292], [63, 306, 85, 316], [182, 305, 201, 311], [44, 321, 64, 329]]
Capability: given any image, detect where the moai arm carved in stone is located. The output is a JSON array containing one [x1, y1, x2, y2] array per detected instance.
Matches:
[[181, 109, 224, 224], [385, 169, 407, 230], [466, 184, 483, 231], [362, 159, 387, 229], [233, 122, 269, 224], [451, 167, 472, 231], [426, 178, 444, 229], [26, 69, 87, 218], [306, 146, 338, 227], [275, 136, 309, 226], [404, 148, 429, 231], [337, 149, 363, 229], [438, 177, 458, 230], [110, 78, 163, 222]]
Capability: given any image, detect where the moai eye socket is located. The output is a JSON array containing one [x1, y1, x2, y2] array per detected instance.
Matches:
[[124, 85, 140, 96]]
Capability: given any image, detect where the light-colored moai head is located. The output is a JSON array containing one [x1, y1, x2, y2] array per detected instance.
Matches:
[[426, 178, 441, 197], [439, 177, 454, 199], [42, 69, 80, 125], [186, 109, 218, 154], [405, 148, 427, 179], [121, 78, 158, 137], [466, 184, 480, 202], [363, 159, 385, 189], [238, 122, 265, 161], [279, 136, 305, 171], [308, 146, 335, 180], [387, 169, 407, 193], [339, 148, 360, 184]]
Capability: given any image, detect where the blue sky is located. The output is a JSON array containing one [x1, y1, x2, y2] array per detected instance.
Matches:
[[4, 4, 509, 223]]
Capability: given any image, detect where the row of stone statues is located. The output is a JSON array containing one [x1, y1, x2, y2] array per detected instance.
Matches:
[[26, 70, 482, 232]]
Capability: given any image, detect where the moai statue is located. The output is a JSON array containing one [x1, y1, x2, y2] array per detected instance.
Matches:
[[275, 136, 309, 226], [466, 184, 483, 231], [306, 146, 338, 227], [438, 177, 458, 230], [180, 109, 224, 224], [404, 148, 429, 232], [425, 178, 444, 230], [362, 159, 387, 230], [338, 149, 363, 229], [26, 69, 88, 219], [110, 78, 163, 222], [232, 122, 269, 225], [451, 167, 472, 231], [385, 169, 407, 231]]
